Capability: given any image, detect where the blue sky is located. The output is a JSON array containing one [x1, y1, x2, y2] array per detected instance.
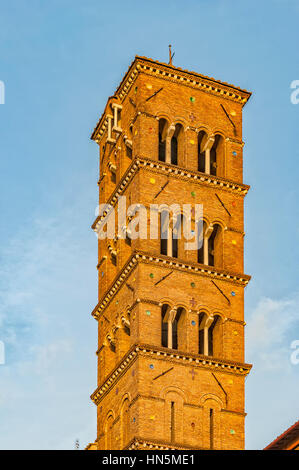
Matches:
[[0, 0, 298, 449]]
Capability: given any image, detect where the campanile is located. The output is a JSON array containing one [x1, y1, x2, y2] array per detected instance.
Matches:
[[87, 55, 252, 450]]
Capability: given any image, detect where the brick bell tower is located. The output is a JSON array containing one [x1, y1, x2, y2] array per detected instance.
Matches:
[[87, 55, 252, 451]]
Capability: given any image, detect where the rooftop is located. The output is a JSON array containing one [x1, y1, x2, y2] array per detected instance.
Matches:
[[91, 55, 251, 141], [264, 419, 299, 450]]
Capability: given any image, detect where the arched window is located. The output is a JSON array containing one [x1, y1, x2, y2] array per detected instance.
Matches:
[[197, 221, 206, 264], [121, 314, 130, 336], [160, 210, 169, 256], [172, 308, 184, 350], [198, 130, 207, 173], [120, 399, 130, 448], [208, 316, 218, 356], [172, 213, 182, 258], [158, 119, 168, 162], [105, 414, 114, 450], [208, 224, 222, 267], [198, 132, 224, 177], [160, 211, 181, 258], [208, 315, 222, 357], [164, 390, 184, 444], [171, 124, 183, 165], [210, 134, 224, 176], [198, 313, 222, 357], [161, 304, 170, 347], [171, 136, 178, 165], [198, 312, 206, 355], [161, 305, 184, 350]]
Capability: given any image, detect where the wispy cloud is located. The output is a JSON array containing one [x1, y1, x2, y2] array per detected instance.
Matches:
[[246, 293, 299, 449], [0, 199, 97, 449], [246, 293, 299, 372]]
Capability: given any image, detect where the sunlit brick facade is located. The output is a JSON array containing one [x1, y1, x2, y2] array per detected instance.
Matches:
[[87, 55, 252, 450]]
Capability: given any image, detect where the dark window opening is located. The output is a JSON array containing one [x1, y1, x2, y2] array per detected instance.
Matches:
[[124, 325, 130, 336], [126, 146, 132, 159], [171, 402, 175, 443], [210, 409, 214, 450], [172, 309, 182, 350], [159, 132, 166, 162], [198, 312, 205, 355], [208, 225, 219, 267], [210, 135, 221, 176], [172, 214, 182, 258], [160, 211, 169, 255], [171, 136, 178, 165], [198, 131, 207, 173], [161, 304, 169, 347], [125, 234, 131, 246], [208, 316, 219, 356], [197, 221, 205, 264]]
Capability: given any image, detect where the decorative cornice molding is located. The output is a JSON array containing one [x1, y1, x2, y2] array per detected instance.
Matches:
[[91, 251, 250, 320], [91, 343, 252, 405], [91, 56, 251, 141], [92, 156, 250, 230]]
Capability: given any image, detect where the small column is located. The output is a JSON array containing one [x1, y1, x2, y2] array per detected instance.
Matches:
[[107, 114, 116, 143], [204, 326, 209, 356], [203, 135, 214, 174], [168, 320, 173, 349], [167, 227, 173, 256], [205, 149, 210, 174], [166, 124, 175, 164]]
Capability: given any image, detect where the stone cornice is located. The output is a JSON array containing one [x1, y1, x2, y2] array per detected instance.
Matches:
[[91, 251, 250, 320], [91, 343, 252, 406], [92, 156, 250, 230], [126, 437, 203, 450], [91, 56, 251, 141]]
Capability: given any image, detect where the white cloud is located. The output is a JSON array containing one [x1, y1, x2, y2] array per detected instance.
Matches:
[[246, 293, 299, 371], [246, 292, 299, 449]]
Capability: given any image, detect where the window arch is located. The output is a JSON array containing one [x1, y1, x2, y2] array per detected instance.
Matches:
[[210, 134, 223, 176], [172, 307, 186, 350], [208, 315, 222, 357], [120, 398, 130, 448], [197, 220, 206, 264], [105, 414, 114, 450], [171, 135, 177, 165], [172, 213, 182, 258], [171, 123, 184, 165], [198, 313, 223, 357], [208, 223, 222, 267], [160, 210, 169, 256], [198, 132, 225, 177], [164, 389, 184, 444], [198, 312, 206, 354], [197, 222, 223, 267], [198, 130, 208, 173], [161, 304, 170, 347], [160, 211, 182, 258], [161, 305, 184, 350]]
